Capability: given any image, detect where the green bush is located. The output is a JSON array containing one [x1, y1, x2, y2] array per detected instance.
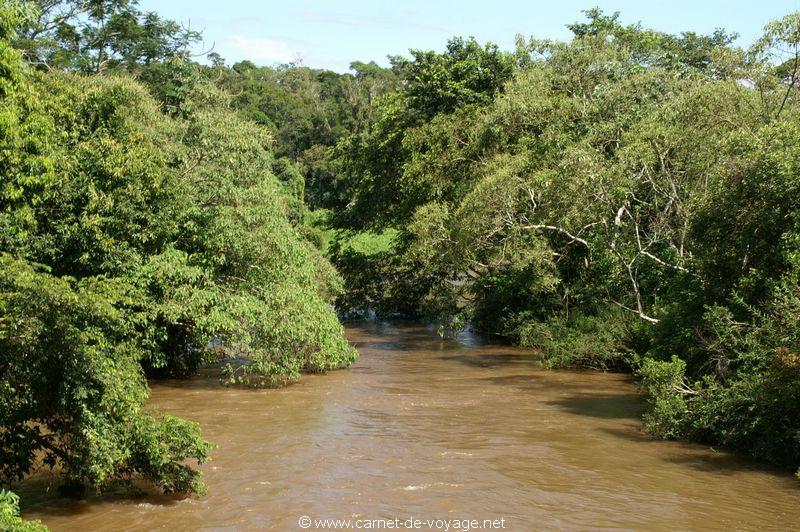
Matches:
[[638, 356, 690, 439], [0, 490, 47, 531], [0, 256, 213, 493], [639, 267, 800, 473], [514, 309, 638, 370]]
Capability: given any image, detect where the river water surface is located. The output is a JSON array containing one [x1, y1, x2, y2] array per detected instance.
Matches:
[[21, 321, 800, 530]]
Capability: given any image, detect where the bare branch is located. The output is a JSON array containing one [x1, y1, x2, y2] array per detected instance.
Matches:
[[521, 224, 590, 247], [608, 297, 660, 323]]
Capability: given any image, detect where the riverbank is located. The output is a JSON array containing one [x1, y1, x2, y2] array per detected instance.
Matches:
[[19, 322, 800, 530]]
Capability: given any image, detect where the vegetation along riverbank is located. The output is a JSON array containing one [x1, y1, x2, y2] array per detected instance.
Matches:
[[1, 1, 799, 528]]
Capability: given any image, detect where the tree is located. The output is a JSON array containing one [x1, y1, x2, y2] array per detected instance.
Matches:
[[1, 0, 211, 495], [331, 37, 514, 230], [15, 0, 200, 73], [209, 59, 397, 210], [748, 11, 800, 120], [390, 36, 515, 118], [1, 2, 356, 498], [329, 9, 800, 474]]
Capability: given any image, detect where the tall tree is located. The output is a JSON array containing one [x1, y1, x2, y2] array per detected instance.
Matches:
[[16, 0, 200, 72]]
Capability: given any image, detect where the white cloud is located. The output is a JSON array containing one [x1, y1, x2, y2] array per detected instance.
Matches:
[[221, 35, 300, 64]]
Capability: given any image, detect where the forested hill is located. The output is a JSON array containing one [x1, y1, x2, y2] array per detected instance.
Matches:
[[1, 1, 800, 528]]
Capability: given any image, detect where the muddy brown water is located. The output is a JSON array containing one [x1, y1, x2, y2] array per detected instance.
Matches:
[[18, 321, 800, 530]]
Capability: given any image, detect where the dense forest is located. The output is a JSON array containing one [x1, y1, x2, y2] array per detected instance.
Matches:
[[1, 0, 799, 528], [327, 10, 800, 480]]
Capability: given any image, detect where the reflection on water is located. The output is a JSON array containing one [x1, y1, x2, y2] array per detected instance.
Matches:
[[19, 321, 800, 530]]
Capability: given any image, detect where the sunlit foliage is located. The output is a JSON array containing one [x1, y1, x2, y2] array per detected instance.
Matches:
[[329, 10, 800, 474], [1, 0, 355, 500]]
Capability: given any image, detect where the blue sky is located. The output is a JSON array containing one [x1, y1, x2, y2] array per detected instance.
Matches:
[[139, 0, 800, 72]]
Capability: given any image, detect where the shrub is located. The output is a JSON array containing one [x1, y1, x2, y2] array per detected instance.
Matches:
[[0, 490, 46, 531], [639, 264, 800, 473], [513, 309, 638, 370]]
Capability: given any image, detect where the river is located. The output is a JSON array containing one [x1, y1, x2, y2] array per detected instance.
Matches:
[[20, 321, 800, 530]]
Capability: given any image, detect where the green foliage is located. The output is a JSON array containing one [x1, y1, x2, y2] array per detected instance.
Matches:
[[15, 0, 201, 73], [329, 230, 427, 319], [207, 59, 398, 210], [332, 228, 399, 256], [330, 9, 800, 474], [514, 309, 638, 370], [390, 36, 516, 118], [640, 276, 800, 472], [690, 118, 800, 308], [0, 256, 212, 492], [560, 8, 739, 74], [332, 37, 515, 229], [1, 5, 355, 500], [0, 490, 46, 531], [330, 91, 417, 228], [0, 1, 33, 96], [638, 356, 689, 439]]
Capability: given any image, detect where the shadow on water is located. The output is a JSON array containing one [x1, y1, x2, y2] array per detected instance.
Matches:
[[14, 479, 184, 519], [21, 496, 182, 520], [546, 394, 645, 420], [437, 353, 542, 369], [152, 376, 225, 391], [596, 427, 800, 484], [662, 451, 798, 480], [597, 426, 651, 443], [353, 341, 426, 352]]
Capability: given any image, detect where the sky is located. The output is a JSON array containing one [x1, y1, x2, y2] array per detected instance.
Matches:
[[139, 0, 800, 72]]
